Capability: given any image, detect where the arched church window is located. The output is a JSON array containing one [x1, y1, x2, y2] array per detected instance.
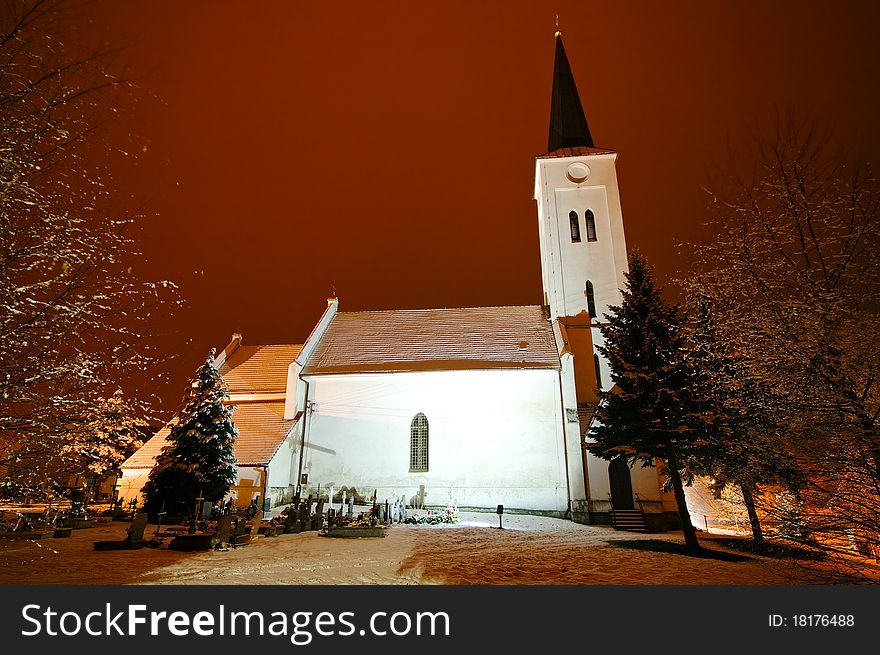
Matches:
[[585, 280, 597, 317], [594, 353, 603, 389], [585, 210, 597, 242], [410, 413, 429, 472], [569, 210, 581, 242]]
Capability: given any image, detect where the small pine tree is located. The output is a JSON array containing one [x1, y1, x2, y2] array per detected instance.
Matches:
[[142, 349, 238, 519], [588, 250, 710, 550]]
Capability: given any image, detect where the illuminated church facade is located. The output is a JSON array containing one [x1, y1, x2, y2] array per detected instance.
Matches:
[[120, 34, 675, 527]]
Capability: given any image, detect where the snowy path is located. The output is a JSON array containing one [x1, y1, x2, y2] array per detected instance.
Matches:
[[0, 512, 814, 585]]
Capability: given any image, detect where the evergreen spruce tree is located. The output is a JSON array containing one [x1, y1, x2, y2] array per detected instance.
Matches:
[[588, 250, 710, 551], [142, 350, 238, 519]]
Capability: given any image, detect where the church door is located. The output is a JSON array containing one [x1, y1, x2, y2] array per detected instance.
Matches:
[[608, 459, 634, 510]]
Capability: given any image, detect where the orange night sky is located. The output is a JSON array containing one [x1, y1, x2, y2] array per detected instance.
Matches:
[[59, 1, 880, 410]]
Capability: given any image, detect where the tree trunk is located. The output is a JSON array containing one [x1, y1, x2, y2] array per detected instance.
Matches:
[[665, 450, 699, 551], [740, 482, 764, 543]]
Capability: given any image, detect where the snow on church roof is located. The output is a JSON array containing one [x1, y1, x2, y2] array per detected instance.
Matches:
[[122, 341, 303, 470], [301, 305, 560, 375], [121, 401, 298, 469]]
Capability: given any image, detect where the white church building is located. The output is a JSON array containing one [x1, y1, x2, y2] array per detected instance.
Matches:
[[120, 34, 678, 529]]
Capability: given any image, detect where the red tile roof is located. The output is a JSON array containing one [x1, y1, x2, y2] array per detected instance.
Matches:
[[120, 420, 177, 470], [301, 305, 560, 375], [219, 344, 301, 393], [121, 401, 298, 469], [538, 146, 616, 158]]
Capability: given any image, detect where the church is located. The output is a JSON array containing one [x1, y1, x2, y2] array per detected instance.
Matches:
[[119, 34, 677, 530]]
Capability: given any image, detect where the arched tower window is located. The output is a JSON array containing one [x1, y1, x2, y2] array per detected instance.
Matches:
[[584, 209, 597, 242], [585, 280, 597, 317], [410, 413, 429, 472], [568, 210, 581, 243], [594, 353, 603, 389]]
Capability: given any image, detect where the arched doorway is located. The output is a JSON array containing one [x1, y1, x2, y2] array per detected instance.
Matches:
[[608, 459, 634, 510]]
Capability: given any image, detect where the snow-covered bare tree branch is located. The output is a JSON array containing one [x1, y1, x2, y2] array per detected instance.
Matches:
[[0, 0, 181, 499], [691, 115, 880, 579]]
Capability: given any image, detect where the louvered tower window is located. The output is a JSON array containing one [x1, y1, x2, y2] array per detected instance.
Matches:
[[594, 353, 603, 389], [585, 280, 597, 317], [584, 209, 597, 241], [569, 210, 581, 242], [410, 413, 429, 472]]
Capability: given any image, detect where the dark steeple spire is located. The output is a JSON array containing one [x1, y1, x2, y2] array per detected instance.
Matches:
[[548, 32, 594, 152]]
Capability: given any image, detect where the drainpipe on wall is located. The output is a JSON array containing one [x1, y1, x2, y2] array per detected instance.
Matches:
[[581, 431, 592, 520], [296, 379, 312, 497], [556, 369, 573, 519], [261, 465, 269, 519]]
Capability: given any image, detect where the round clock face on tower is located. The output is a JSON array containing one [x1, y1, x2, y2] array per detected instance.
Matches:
[[565, 162, 591, 183]]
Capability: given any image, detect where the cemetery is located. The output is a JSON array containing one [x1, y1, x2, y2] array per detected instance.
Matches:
[[0, 482, 420, 551], [2, 500, 832, 585], [5, 474, 862, 586]]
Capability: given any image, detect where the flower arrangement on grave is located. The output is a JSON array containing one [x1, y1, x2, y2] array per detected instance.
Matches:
[[403, 507, 459, 525]]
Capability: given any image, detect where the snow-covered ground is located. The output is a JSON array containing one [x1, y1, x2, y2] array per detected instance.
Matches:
[[0, 511, 828, 585]]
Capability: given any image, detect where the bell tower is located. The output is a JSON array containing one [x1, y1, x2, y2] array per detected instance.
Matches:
[[534, 33, 629, 390]]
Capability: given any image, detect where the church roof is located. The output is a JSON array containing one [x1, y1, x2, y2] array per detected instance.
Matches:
[[539, 145, 616, 159], [121, 401, 298, 469], [301, 305, 561, 375], [123, 341, 303, 470], [548, 33, 594, 153], [219, 344, 301, 394]]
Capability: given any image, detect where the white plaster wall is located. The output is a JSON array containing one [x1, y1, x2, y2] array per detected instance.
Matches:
[[585, 452, 666, 510], [557, 352, 587, 503], [284, 362, 304, 419], [553, 185, 620, 317], [267, 436, 295, 489], [534, 153, 629, 325], [535, 154, 629, 398], [535, 155, 666, 512], [590, 330, 613, 392], [117, 469, 150, 505], [299, 369, 570, 512]]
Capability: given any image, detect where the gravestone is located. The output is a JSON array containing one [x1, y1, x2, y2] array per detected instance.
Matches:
[[399, 495, 407, 522], [168, 534, 215, 551], [314, 499, 324, 531], [231, 517, 249, 545], [299, 496, 312, 530], [127, 513, 148, 547], [283, 499, 299, 532], [93, 512, 148, 551], [215, 514, 233, 544], [284, 503, 301, 533]]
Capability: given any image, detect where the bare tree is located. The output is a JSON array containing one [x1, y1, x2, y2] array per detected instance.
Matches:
[[0, 1, 179, 499], [682, 282, 803, 544], [692, 115, 880, 580]]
